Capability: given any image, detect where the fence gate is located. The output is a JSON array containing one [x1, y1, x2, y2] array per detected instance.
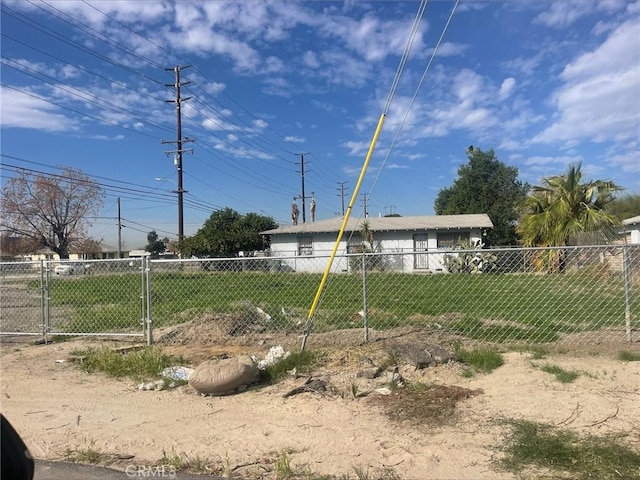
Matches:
[[45, 258, 148, 341], [0, 261, 46, 338]]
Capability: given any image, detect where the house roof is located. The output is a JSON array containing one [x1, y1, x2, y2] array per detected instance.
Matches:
[[623, 215, 640, 226], [261, 214, 493, 235]]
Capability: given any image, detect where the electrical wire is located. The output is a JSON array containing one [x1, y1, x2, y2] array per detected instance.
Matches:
[[366, 0, 460, 204]]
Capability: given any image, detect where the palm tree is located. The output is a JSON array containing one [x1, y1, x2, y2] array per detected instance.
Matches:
[[518, 163, 622, 248]]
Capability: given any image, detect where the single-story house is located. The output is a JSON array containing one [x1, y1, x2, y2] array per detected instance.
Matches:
[[22, 244, 128, 263], [622, 215, 640, 244], [261, 214, 493, 273]]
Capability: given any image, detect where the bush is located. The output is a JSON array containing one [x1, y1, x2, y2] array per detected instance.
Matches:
[[443, 240, 497, 273]]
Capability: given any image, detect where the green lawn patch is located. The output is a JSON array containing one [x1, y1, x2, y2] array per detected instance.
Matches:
[[617, 350, 640, 362], [72, 346, 185, 382], [455, 346, 504, 374], [501, 419, 640, 479], [540, 364, 580, 383], [35, 268, 633, 345]]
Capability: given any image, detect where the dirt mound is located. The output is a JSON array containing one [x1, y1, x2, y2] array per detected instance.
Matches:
[[155, 312, 269, 346]]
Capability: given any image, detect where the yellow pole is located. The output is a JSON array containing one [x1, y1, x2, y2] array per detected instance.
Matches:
[[301, 113, 386, 349]]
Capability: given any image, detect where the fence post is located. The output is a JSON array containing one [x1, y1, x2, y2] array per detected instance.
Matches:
[[145, 257, 153, 346], [139, 258, 146, 342], [362, 253, 369, 342], [623, 245, 633, 343], [40, 259, 49, 343]]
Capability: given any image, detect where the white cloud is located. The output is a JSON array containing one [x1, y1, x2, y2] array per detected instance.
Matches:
[[385, 163, 410, 170], [0, 87, 77, 132], [498, 77, 516, 100], [317, 11, 427, 63], [535, 19, 640, 144], [204, 82, 226, 95], [303, 51, 321, 69], [524, 155, 583, 167], [342, 140, 370, 156], [534, 1, 624, 28], [262, 77, 293, 97], [427, 42, 469, 57], [284, 136, 305, 143], [534, 1, 596, 28]]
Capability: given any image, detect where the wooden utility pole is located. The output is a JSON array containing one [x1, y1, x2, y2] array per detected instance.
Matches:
[[162, 65, 194, 243], [295, 152, 310, 223], [117, 197, 122, 258], [361, 193, 369, 218], [337, 181, 348, 216]]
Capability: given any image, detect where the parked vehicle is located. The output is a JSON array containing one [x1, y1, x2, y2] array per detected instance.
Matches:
[[54, 262, 87, 275]]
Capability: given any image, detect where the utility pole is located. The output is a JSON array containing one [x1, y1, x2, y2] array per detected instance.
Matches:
[[385, 205, 396, 216], [336, 181, 348, 216], [162, 65, 194, 243], [117, 197, 122, 258], [295, 152, 310, 223], [361, 193, 369, 218]]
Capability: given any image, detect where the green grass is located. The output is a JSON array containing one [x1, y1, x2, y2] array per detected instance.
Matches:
[[540, 363, 580, 383], [455, 346, 504, 374], [65, 439, 103, 464], [617, 350, 640, 362], [32, 268, 634, 344], [501, 419, 640, 479], [508, 344, 549, 359], [259, 350, 320, 384], [72, 346, 185, 382]]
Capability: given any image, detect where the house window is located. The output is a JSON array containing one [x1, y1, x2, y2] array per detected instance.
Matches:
[[347, 235, 363, 254], [436, 231, 469, 249], [297, 236, 313, 256]]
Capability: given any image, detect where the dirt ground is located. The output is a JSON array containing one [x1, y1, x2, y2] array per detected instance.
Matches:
[[1, 325, 639, 480]]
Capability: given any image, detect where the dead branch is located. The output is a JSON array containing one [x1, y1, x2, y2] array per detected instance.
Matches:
[[586, 405, 620, 427], [557, 403, 581, 425]]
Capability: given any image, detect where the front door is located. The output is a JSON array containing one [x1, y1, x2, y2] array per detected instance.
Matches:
[[413, 234, 429, 269]]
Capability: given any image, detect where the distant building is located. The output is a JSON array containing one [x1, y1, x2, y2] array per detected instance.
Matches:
[[622, 215, 640, 244], [261, 214, 493, 273]]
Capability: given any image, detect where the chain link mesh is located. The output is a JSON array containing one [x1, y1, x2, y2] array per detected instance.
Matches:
[[1, 245, 638, 348]]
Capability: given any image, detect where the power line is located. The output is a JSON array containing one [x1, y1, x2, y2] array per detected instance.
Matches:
[[0, 4, 165, 86]]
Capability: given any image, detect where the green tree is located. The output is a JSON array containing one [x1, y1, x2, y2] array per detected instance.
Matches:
[[0, 166, 105, 259], [434, 146, 529, 246], [606, 193, 640, 221], [180, 208, 276, 258], [145, 230, 166, 258], [517, 163, 623, 247]]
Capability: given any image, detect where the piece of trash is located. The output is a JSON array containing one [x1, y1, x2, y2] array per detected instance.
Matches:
[[138, 380, 166, 391], [161, 366, 194, 381], [55, 359, 66, 363], [375, 387, 392, 395], [254, 345, 290, 370]]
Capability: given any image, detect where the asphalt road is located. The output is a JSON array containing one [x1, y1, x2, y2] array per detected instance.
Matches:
[[34, 460, 228, 480]]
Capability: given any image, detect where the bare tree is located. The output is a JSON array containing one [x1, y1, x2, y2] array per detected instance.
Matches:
[[1, 166, 105, 259], [0, 233, 40, 258]]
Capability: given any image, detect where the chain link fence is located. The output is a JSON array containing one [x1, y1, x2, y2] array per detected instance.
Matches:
[[1, 258, 147, 342], [1, 245, 638, 348]]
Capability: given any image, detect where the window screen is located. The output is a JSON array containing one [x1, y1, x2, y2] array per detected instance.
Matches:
[[297, 236, 313, 256], [436, 231, 469, 249]]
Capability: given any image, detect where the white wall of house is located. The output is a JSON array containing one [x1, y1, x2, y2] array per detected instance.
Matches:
[[268, 228, 485, 273], [622, 216, 640, 244]]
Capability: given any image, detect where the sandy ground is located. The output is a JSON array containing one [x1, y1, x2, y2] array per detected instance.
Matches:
[[1, 336, 639, 480]]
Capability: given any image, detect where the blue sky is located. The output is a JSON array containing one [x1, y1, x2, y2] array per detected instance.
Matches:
[[1, 0, 639, 249]]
